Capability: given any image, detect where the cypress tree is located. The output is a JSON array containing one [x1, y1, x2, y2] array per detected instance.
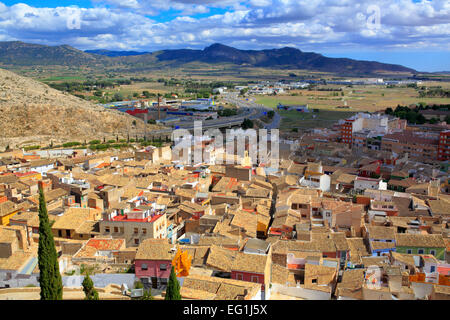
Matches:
[[82, 274, 99, 300], [165, 266, 181, 300], [38, 186, 63, 300]]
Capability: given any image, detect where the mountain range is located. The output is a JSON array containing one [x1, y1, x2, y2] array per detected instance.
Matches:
[[0, 41, 416, 75]]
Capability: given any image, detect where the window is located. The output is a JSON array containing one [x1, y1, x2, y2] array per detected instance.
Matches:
[[407, 249, 412, 254], [141, 264, 148, 271], [114, 227, 119, 233], [312, 278, 317, 284], [134, 238, 139, 245], [236, 273, 244, 281], [58, 230, 62, 237], [430, 250, 436, 256], [430, 266, 436, 273], [418, 249, 424, 254], [160, 264, 167, 271], [134, 228, 139, 234], [104, 227, 110, 233], [142, 228, 147, 234], [251, 276, 259, 283]]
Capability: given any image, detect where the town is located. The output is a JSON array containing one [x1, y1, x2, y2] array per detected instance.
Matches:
[[0, 88, 449, 300], [0, 0, 448, 304]]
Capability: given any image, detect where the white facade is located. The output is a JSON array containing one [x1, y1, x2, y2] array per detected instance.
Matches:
[[299, 174, 331, 192], [30, 163, 55, 175], [354, 177, 387, 191]]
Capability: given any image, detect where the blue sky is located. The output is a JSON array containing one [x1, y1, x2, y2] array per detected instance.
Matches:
[[0, 0, 448, 71]]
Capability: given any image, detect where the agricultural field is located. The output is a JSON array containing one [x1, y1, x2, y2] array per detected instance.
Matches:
[[255, 82, 450, 130], [102, 81, 179, 97]]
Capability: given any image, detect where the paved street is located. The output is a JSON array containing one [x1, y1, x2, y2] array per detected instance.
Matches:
[[148, 91, 280, 136]]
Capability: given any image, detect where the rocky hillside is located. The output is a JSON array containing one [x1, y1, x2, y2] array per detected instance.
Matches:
[[0, 68, 163, 149]]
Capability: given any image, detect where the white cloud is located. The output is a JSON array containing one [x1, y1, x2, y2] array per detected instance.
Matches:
[[0, 0, 447, 54]]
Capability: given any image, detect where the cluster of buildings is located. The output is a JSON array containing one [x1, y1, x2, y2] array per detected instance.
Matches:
[[336, 113, 450, 163], [0, 126, 449, 300], [237, 82, 310, 95], [100, 98, 219, 124]]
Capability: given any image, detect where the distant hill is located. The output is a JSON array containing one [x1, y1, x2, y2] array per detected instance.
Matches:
[[85, 49, 150, 57], [0, 41, 107, 66], [152, 43, 417, 74], [0, 67, 162, 148], [0, 41, 417, 75]]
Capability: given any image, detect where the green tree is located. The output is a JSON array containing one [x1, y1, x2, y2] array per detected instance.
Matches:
[[82, 274, 99, 300], [165, 266, 181, 300], [38, 186, 63, 300], [429, 117, 439, 124], [141, 289, 153, 300], [113, 92, 124, 101], [241, 118, 254, 130]]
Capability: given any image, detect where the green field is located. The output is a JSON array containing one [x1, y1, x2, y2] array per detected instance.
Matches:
[[255, 83, 450, 130]]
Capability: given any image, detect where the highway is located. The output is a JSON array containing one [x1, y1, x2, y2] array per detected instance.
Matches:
[[223, 92, 281, 130], [146, 91, 280, 136]]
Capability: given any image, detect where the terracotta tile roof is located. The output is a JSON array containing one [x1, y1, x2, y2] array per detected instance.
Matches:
[[0, 201, 17, 217], [197, 236, 239, 247], [0, 226, 18, 243], [428, 199, 450, 216], [366, 226, 396, 240], [205, 245, 237, 272], [359, 162, 379, 172], [231, 252, 267, 274], [335, 173, 357, 185], [230, 210, 258, 238], [180, 274, 260, 300], [0, 251, 34, 271], [339, 269, 365, 289], [73, 238, 125, 258], [395, 233, 445, 248], [347, 238, 370, 263], [391, 251, 416, 265], [135, 239, 176, 260], [304, 263, 336, 288], [330, 232, 350, 251], [444, 238, 450, 252], [388, 178, 417, 188], [28, 188, 68, 205], [51, 207, 95, 231], [370, 240, 396, 251]]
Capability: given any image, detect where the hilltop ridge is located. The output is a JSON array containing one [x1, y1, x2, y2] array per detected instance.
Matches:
[[0, 68, 162, 148]]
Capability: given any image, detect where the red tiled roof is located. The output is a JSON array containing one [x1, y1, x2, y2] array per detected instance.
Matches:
[[85, 238, 125, 251], [13, 171, 39, 177]]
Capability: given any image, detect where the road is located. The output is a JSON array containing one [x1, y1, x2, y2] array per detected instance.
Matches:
[[221, 92, 280, 130], [146, 91, 280, 136]]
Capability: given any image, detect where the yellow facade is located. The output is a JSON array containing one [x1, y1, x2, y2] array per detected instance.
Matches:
[[0, 209, 20, 226]]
